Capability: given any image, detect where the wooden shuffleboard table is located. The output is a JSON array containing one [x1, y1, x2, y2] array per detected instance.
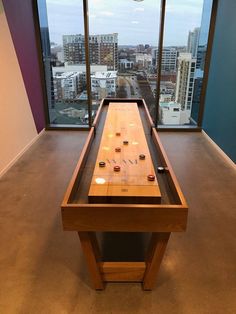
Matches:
[[61, 99, 188, 290], [89, 102, 161, 204]]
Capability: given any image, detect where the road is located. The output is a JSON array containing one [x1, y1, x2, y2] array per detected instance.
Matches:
[[117, 75, 142, 98]]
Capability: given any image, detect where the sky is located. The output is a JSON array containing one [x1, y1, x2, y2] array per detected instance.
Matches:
[[42, 0, 204, 46]]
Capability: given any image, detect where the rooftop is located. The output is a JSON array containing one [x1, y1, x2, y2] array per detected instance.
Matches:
[[91, 71, 117, 79], [160, 101, 181, 108]]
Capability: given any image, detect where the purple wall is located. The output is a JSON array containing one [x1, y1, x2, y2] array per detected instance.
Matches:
[[3, 0, 45, 133]]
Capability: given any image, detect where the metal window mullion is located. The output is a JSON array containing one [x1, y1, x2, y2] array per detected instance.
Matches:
[[155, 0, 166, 128], [83, 0, 92, 127]]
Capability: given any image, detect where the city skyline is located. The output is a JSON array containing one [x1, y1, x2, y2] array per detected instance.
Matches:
[[44, 0, 204, 46], [37, 0, 209, 126]]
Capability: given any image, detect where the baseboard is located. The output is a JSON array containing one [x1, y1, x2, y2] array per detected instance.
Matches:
[[202, 130, 236, 169], [0, 129, 45, 178]]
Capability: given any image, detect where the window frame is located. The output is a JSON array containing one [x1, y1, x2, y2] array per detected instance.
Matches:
[[34, 0, 218, 131]]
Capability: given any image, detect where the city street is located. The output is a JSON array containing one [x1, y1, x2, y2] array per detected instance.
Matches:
[[117, 74, 142, 98]]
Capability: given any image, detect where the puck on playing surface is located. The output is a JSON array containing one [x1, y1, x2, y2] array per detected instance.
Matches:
[[115, 147, 121, 152], [99, 161, 106, 167], [123, 140, 129, 145], [114, 165, 121, 172], [116, 132, 121, 136], [139, 154, 146, 160], [147, 174, 155, 181], [157, 166, 165, 173]]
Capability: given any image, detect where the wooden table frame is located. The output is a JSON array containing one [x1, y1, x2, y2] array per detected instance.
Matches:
[[61, 98, 188, 290], [78, 231, 170, 290]]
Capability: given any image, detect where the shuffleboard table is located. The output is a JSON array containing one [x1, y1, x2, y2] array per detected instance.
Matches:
[[61, 99, 188, 290]]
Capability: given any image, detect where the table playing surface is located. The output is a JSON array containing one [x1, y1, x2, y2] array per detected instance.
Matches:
[[88, 102, 161, 203]]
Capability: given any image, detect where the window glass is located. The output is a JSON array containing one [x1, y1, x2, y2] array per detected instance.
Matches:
[[158, 0, 204, 126], [37, 0, 213, 128], [88, 0, 160, 121], [38, 0, 89, 126], [191, 0, 213, 123]]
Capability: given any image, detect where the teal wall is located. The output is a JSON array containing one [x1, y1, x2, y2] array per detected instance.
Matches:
[[203, 0, 236, 162]]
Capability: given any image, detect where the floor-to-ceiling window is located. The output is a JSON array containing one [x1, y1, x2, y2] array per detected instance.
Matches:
[[37, 0, 214, 129], [158, 0, 206, 127], [88, 0, 160, 121], [191, 0, 213, 125], [37, 0, 89, 126]]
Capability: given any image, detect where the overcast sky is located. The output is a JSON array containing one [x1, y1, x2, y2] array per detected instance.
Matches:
[[44, 0, 204, 46]]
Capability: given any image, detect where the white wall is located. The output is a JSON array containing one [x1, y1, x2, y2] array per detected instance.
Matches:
[[0, 1, 38, 176]]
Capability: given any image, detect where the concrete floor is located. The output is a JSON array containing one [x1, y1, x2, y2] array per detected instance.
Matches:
[[0, 131, 236, 314]]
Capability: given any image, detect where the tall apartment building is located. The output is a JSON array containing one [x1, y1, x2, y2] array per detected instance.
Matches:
[[63, 34, 85, 64], [63, 33, 118, 70], [53, 72, 80, 101], [187, 27, 200, 58], [152, 47, 177, 72], [91, 71, 117, 100], [175, 53, 196, 111]]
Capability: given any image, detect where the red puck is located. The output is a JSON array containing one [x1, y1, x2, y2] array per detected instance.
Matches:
[[147, 174, 155, 181], [116, 132, 121, 136], [115, 147, 121, 152], [114, 165, 121, 172]]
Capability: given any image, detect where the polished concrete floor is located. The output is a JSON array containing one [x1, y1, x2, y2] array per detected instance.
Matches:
[[0, 131, 236, 314]]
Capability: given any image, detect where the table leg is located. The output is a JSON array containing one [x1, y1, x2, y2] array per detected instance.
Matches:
[[143, 232, 170, 290], [78, 232, 104, 290]]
